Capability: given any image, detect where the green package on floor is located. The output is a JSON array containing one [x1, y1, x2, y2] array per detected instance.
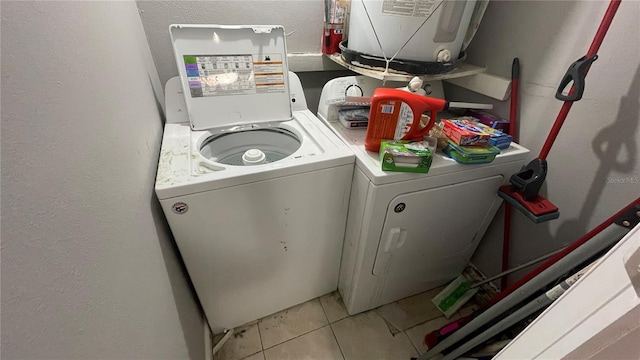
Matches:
[[380, 140, 433, 173]]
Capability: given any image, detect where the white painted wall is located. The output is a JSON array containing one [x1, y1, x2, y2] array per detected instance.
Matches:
[[446, 1, 640, 282], [1, 1, 204, 359]]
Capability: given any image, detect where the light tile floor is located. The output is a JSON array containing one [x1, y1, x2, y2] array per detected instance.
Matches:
[[213, 289, 479, 360]]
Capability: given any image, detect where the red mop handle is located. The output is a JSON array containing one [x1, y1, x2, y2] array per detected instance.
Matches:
[[538, 0, 621, 160], [509, 58, 520, 142]]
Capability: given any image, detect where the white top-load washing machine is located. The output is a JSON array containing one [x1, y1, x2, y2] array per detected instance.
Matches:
[[156, 25, 354, 332], [318, 76, 530, 315]]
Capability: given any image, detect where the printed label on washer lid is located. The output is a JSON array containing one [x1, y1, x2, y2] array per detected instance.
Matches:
[[183, 53, 285, 98], [253, 53, 285, 94], [382, 0, 437, 17]]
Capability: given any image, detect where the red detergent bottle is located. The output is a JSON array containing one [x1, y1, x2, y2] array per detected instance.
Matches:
[[364, 88, 448, 152]]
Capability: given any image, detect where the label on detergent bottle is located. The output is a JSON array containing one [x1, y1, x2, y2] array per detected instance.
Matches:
[[365, 88, 444, 152], [394, 102, 414, 139], [369, 100, 414, 143]]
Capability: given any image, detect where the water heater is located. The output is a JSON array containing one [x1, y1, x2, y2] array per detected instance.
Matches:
[[347, 0, 483, 64]]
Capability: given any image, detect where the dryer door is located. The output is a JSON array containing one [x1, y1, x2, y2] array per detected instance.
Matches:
[[372, 175, 504, 288]]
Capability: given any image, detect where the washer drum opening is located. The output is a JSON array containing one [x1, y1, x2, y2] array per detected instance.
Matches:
[[200, 128, 301, 166]]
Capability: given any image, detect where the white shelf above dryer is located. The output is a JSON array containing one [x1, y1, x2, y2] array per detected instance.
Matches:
[[446, 72, 512, 101], [326, 54, 512, 101]]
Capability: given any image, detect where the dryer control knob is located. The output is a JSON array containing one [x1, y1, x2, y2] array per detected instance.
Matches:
[[242, 149, 267, 165], [345, 84, 364, 97]]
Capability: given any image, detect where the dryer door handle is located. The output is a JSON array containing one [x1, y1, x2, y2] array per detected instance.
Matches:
[[383, 228, 407, 252], [374, 227, 407, 276]]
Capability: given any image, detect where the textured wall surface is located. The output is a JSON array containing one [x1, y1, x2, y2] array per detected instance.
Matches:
[[137, 0, 325, 86], [1, 1, 204, 359], [445, 1, 640, 281]]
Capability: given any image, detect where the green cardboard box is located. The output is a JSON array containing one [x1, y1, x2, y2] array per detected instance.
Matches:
[[380, 140, 433, 173]]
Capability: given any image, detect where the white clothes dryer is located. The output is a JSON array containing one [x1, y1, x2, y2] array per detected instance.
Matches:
[[318, 76, 529, 315], [156, 25, 354, 332]]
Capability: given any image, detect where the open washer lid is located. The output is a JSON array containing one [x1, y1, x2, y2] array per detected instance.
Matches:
[[170, 24, 292, 130]]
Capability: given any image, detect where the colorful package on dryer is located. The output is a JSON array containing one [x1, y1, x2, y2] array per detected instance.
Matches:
[[338, 106, 370, 128], [470, 121, 513, 149], [443, 140, 500, 164], [380, 140, 433, 173], [465, 110, 510, 133], [441, 119, 490, 146]]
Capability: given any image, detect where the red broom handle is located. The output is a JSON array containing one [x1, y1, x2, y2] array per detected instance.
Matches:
[[539, 0, 621, 160], [509, 61, 519, 142], [502, 58, 520, 289]]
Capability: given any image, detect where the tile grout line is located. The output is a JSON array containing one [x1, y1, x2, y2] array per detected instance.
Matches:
[[256, 320, 265, 358], [261, 322, 332, 351], [318, 295, 348, 359], [241, 289, 479, 359], [227, 322, 263, 360], [318, 295, 331, 323], [404, 329, 422, 356], [257, 298, 331, 352], [329, 322, 347, 360], [320, 293, 350, 325], [238, 351, 262, 360], [252, 296, 351, 356]]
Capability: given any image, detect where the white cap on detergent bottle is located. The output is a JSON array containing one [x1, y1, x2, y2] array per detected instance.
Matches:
[[401, 77, 427, 96]]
